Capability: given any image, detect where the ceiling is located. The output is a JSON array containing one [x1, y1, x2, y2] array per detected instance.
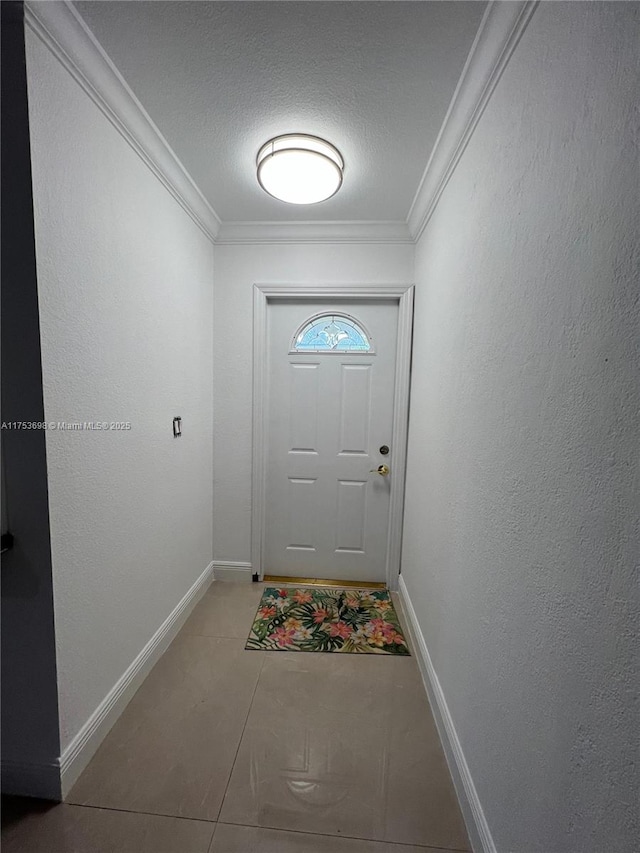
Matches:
[[73, 1, 486, 224]]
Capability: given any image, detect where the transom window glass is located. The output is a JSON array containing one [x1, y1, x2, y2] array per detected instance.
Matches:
[[292, 313, 373, 353]]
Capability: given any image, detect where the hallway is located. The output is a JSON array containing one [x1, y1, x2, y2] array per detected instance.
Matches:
[[2, 582, 469, 852], [2, 2, 637, 851]]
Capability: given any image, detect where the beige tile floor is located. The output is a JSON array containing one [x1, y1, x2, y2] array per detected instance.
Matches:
[[2, 582, 470, 853]]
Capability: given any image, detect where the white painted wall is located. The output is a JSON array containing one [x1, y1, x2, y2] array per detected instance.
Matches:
[[26, 30, 214, 752], [212, 243, 413, 564], [401, 4, 639, 852]]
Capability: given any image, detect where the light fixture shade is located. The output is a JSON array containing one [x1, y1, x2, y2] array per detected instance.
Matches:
[[256, 134, 344, 204]]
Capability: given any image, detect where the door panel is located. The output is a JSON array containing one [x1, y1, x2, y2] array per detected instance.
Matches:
[[338, 365, 372, 454], [287, 478, 318, 551], [289, 363, 320, 453], [265, 300, 398, 582], [335, 480, 367, 553]]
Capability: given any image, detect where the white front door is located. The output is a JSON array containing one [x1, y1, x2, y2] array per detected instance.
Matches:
[[265, 300, 399, 583]]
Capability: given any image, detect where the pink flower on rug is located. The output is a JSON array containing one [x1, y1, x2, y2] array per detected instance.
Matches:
[[293, 589, 313, 604], [258, 605, 276, 620], [328, 621, 351, 640], [365, 627, 387, 647], [364, 618, 397, 647], [312, 607, 330, 624], [345, 595, 361, 609], [369, 618, 394, 636], [270, 626, 296, 647], [277, 588, 289, 598]]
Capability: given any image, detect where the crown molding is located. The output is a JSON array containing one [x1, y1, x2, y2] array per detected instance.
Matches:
[[216, 220, 413, 245], [24, 0, 538, 249], [24, 0, 221, 243], [407, 0, 539, 242]]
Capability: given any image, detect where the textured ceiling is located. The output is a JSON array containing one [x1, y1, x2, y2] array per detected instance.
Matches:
[[73, 1, 486, 223]]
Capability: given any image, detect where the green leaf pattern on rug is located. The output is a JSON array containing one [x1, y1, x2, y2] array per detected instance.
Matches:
[[246, 587, 410, 655]]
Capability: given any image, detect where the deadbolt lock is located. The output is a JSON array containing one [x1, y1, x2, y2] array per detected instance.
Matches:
[[379, 445, 390, 455]]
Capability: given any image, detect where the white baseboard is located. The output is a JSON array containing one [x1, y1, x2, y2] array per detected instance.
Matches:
[[1, 759, 62, 801], [58, 560, 215, 797], [397, 575, 496, 853], [212, 560, 253, 582]]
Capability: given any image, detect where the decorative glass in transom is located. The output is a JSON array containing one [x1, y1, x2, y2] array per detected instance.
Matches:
[[292, 314, 372, 353]]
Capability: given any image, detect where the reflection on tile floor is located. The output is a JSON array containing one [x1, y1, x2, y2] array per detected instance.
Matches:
[[2, 581, 470, 852], [68, 635, 264, 821]]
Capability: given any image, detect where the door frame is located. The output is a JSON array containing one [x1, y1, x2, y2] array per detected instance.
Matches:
[[252, 283, 415, 590]]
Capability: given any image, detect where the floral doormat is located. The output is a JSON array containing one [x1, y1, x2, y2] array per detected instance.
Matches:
[[246, 587, 410, 655]]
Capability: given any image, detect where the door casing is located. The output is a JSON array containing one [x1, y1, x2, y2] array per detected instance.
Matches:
[[252, 283, 414, 590]]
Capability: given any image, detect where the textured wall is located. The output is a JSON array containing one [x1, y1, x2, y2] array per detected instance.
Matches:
[[402, 3, 639, 852], [26, 30, 214, 751], [212, 243, 413, 563]]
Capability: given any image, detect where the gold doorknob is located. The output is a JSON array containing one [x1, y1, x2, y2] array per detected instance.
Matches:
[[370, 464, 390, 476]]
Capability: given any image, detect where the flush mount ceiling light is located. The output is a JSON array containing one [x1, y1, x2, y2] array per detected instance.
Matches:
[[256, 134, 344, 204]]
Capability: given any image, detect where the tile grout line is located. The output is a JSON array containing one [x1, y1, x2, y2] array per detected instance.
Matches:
[[62, 801, 217, 826], [180, 634, 254, 641], [215, 819, 471, 851], [214, 649, 268, 823], [63, 804, 469, 853]]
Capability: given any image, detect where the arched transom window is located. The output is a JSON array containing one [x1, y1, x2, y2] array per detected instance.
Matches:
[[291, 313, 373, 353]]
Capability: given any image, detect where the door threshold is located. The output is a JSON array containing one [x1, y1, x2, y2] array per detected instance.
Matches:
[[263, 574, 386, 590]]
